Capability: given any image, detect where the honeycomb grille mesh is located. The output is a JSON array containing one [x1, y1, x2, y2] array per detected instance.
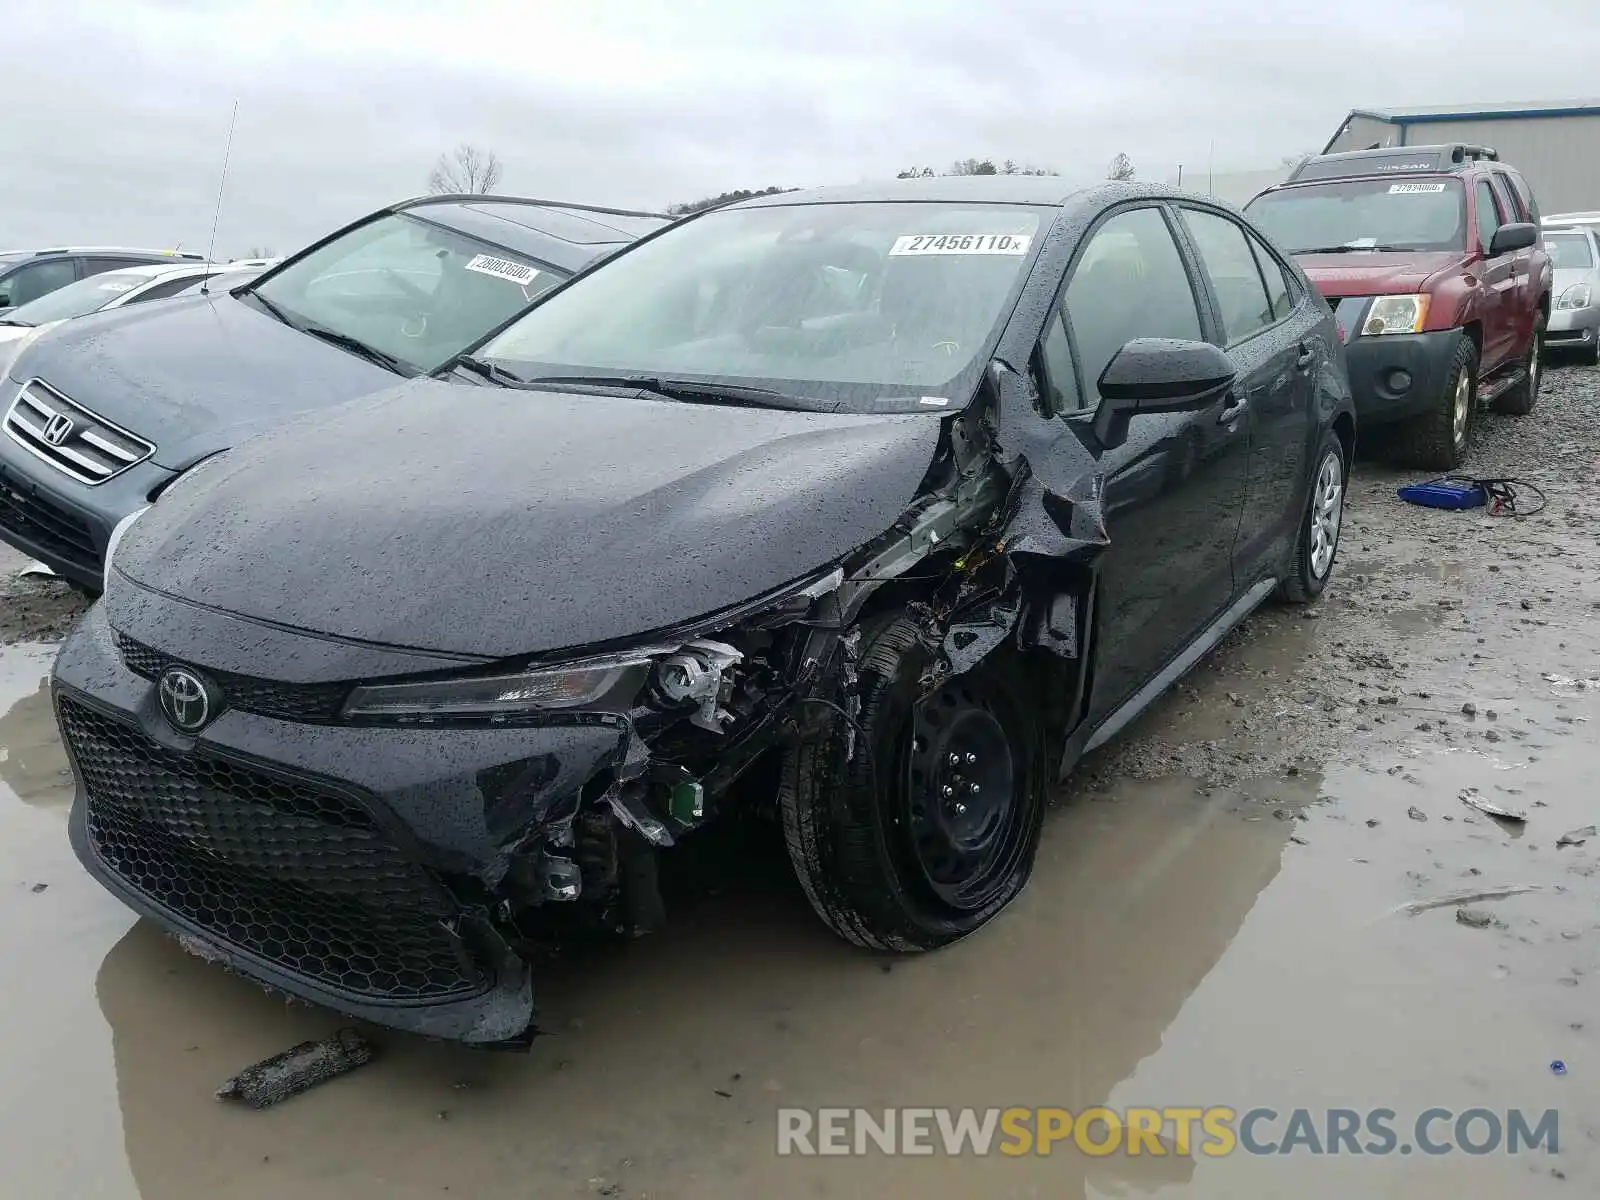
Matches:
[[60, 697, 484, 1001]]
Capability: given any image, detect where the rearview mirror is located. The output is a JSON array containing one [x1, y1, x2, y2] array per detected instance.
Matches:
[[1489, 222, 1537, 256], [1091, 338, 1237, 449]]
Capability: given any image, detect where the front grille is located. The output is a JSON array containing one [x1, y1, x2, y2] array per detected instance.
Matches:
[[114, 632, 351, 724], [60, 697, 485, 1001], [4, 378, 154, 485], [0, 461, 98, 575]]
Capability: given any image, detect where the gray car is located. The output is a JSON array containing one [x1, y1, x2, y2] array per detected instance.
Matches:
[[1542, 225, 1600, 363], [0, 195, 667, 590]]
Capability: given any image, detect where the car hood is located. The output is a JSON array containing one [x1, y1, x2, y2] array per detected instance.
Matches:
[[7, 292, 393, 469], [1553, 266, 1599, 293], [118, 380, 943, 658], [1295, 251, 1464, 299]]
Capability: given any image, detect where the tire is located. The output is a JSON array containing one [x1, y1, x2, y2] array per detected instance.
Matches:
[[1578, 340, 1599, 368], [1392, 333, 1477, 471], [1277, 432, 1346, 604], [1493, 311, 1544, 415], [779, 616, 1046, 952]]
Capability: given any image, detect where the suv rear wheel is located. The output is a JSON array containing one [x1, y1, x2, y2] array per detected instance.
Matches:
[[779, 616, 1046, 951], [1394, 333, 1477, 470], [1492, 311, 1545, 415]]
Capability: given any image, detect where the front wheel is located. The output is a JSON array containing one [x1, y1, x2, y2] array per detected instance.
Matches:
[[779, 617, 1046, 951], [1393, 333, 1477, 470], [1278, 432, 1346, 603]]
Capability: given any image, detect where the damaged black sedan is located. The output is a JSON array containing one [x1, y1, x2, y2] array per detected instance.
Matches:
[[54, 178, 1355, 1044]]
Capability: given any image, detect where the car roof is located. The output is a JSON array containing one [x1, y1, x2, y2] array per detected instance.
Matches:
[[729, 175, 1100, 208], [1285, 144, 1504, 185], [392, 196, 671, 274], [0, 246, 204, 260]]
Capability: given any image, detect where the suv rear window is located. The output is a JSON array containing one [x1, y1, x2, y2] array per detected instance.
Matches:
[[1245, 177, 1467, 254]]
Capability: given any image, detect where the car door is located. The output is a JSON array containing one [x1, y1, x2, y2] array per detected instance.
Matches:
[[1041, 204, 1251, 722], [1175, 205, 1321, 589], [1472, 177, 1516, 368]]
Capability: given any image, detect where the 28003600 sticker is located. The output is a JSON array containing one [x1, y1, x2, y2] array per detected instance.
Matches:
[[889, 234, 1032, 256]]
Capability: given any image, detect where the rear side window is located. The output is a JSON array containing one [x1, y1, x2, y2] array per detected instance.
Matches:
[[1493, 173, 1527, 221], [0, 259, 76, 307], [1244, 229, 1294, 320], [1062, 206, 1204, 402], [83, 255, 155, 276], [128, 273, 203, 302], [1474, 180, 1504, 254], [1180, 208, 1275, 344]]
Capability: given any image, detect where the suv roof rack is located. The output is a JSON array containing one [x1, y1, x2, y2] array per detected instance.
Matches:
[[1287, 142, 1501, 184]]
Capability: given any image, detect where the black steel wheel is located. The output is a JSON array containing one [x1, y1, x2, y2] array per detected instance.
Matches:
[[780, 615, 1046, 951]]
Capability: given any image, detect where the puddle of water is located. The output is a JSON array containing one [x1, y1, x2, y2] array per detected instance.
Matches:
[[1, 647, 1595, 1196]]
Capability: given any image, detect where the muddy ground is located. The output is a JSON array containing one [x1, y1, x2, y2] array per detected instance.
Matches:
[[1, 365, 1597, 1198]]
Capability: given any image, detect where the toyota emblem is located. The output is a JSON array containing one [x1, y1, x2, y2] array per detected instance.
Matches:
[[158, 666, 218, 733]]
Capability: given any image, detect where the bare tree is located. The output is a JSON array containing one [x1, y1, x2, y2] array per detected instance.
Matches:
[[948, 157, 999, 176], [1107, 153, 1136, 181], [243, 246, 274, 258], [428, 144, 503, 195]]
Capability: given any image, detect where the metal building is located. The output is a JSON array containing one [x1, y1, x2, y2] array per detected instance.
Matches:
[[1322, 100, 1600, 214]]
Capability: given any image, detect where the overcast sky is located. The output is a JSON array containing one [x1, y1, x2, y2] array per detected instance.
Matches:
[[3, 0, 1593, 257]]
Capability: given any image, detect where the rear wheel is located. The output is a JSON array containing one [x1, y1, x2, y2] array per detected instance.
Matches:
[[1493, 312, 1544, 415], [1393, 333, 1476, 470], [779, 616, 1046, 951], [1278, 432, 1345, 603]]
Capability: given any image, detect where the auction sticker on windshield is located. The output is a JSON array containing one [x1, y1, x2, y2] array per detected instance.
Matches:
[[889, 234, 1032, 256], [464, 254, 542, 285], [1388, 183, 1448, 194]]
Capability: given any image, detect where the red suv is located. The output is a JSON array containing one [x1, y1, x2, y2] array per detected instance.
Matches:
[[1247, 144, 1550, 469]]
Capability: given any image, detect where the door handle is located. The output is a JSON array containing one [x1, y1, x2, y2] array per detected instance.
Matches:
[[1295, 345, 1316, 372], [1218, 392, 1248, 424]]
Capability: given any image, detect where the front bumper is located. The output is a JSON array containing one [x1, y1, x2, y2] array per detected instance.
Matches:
[[1546, 305, 1600, 350], [0, 425, 172, 589], [1339, 328, 1463, 426], [54, 602, 632, 1043]]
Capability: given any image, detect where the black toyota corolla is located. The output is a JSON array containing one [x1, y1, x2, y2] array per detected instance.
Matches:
[[55, 177, 1355, 1044]]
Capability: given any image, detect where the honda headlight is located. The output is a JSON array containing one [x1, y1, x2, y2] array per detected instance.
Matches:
[[1557, 283, 1593, 310], [343, 651, 657, 722], [1362, 294, 1430, 336]]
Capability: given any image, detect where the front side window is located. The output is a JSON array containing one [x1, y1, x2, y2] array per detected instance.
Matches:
[[248, 212, 566, 373], [0, 269, 151, 325], [1181, 209, 1276, 344], [479, 201, 1047, 412], [1543, 232, 1595, 269], [0, 259, 76, 308], [1062, 207, 1203, 402], [1245, 177, 1467, 253], [1475, 180, 1504, 255]]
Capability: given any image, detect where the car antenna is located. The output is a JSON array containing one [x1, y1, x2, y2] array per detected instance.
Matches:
[[201, 99, 240, 296]]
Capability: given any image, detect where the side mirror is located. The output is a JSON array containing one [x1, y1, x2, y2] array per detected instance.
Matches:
[[0, 295, 11, 310], [1091, 338, 1237, 449], [1489, 222, 1537, 256]]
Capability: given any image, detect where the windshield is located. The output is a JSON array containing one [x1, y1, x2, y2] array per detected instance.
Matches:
[[1544, 232, 1595, 269], [475, 201, 1046, 412], [249, 212, 565, 373], [3, 269, 153, 325], [1246, 178, 1466, 253]]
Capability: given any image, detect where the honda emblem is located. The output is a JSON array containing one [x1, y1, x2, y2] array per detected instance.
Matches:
[[42, 413, 74, 446]]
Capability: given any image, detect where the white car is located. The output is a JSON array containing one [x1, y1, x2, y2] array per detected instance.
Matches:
[[0, 258, 280, 347]]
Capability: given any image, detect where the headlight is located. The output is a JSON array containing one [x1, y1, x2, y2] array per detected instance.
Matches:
[[1557, 283, 1593, 310], [102, 505, 151, 589], [343, 651, 656, 722], [1362, 294, 1430, 336]]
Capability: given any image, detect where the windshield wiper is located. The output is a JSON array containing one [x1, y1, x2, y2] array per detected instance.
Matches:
[[0, 317, 32, 328], [514, 374, 796, 408], [243, 288, 295, 325], [452, 354, 528, 387], [1294, 244, 1428, 254], [295, 323, 416, 377]]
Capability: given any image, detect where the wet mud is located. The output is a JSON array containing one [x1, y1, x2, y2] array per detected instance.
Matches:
[[0, 364, 1597, 1197]]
